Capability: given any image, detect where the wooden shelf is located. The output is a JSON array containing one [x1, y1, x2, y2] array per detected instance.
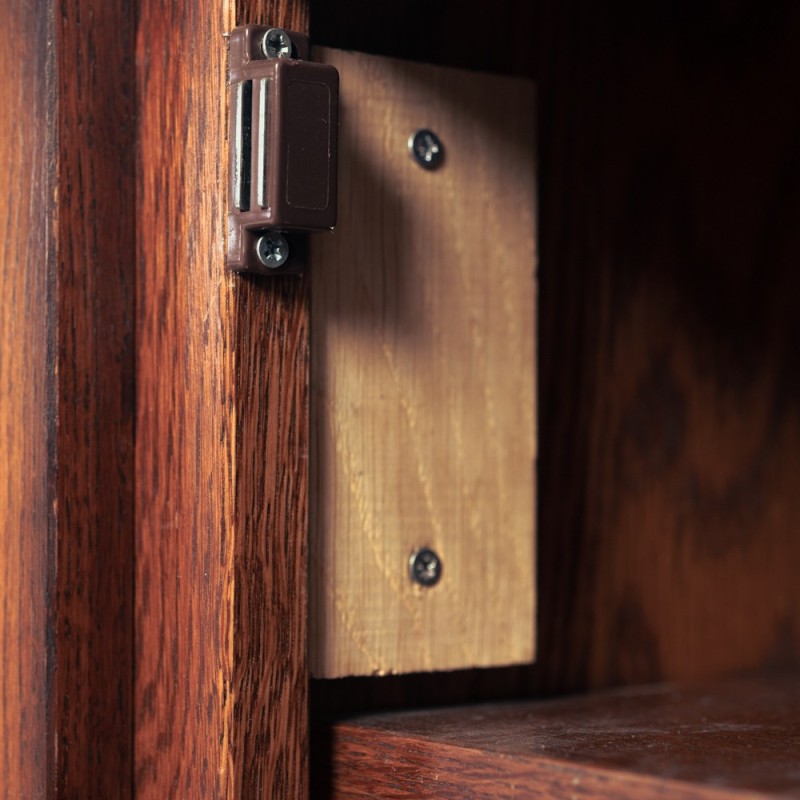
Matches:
[[315, 673, 800, 798]]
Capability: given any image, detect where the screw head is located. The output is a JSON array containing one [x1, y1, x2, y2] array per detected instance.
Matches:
[[255, 233, 290, 269], [409, 129, 445, 170], [261, 27, 292, 59], [409, 548, 442, 587]]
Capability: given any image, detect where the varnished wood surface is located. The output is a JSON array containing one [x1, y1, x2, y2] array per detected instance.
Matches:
[[55, 1, 136, 796], [317, 673, 800, 799], [234, 6, 310, 795], [1, 1, 136, 797], [234, 3, 310, 789], [136, 0, 310, 797], [134, 8, 232, 797], [310, 49, 536, 678], [0, 4, 56, 798]]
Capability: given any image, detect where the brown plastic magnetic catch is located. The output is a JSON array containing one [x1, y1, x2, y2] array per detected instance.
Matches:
[[227, 25, 339, 274]]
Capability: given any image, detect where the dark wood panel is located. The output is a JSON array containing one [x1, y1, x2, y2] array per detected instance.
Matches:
[[309, 0, 537, 77], [1, 1, 136, 796], [535, 0, 800, 693], [0, 3, 57, 797], [237, 10, 311, 799], [134, 0, 236, 794], [317, 674, 800, 798], [235, 6, 309, 796], [55, 1, 136, 796], [136, 0, 310, 797], [233, 275, 310, 797]]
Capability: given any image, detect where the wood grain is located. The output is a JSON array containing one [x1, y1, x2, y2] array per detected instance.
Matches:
[[310, 49, 536, 678], [0, 0, 135, 796], [0, 4, 56, 797], [55, 1, 136, 796], [534, 0, 800, 693], [135, 0, 310, 797], [317, 673, 800, 799], [134, 0, 237, 793], [233, 12, 310, 799]]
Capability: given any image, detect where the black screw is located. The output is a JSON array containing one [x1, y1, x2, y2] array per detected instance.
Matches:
[[409, 547, 442, 587], [255, 233, 289, 268], [408, 129, 445, 170], [261, 28, 292, 59]]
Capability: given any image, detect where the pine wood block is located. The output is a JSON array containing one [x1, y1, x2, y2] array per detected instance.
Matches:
[[310, 49, 537, 677]]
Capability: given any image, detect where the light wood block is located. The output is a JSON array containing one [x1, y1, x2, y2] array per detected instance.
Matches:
[[310, 49, 537, 677]]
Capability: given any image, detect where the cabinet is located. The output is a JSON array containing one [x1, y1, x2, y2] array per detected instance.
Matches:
[[2, 1, 800, 798]]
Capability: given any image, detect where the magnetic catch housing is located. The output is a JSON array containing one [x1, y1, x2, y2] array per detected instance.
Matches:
[[227, 26, 339, 274]]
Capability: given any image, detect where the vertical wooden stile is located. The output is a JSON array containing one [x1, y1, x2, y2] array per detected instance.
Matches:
[[55, 2, 136, 796], [0, 5, 57, 796], [0, 1, 136, 797], [135, 0, 311, 796]]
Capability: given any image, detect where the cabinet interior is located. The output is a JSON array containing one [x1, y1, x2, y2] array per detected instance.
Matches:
[[308, 1, 800, 796]]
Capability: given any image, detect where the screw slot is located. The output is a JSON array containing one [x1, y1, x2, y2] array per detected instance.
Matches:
[[409, 129, 445, 170], [261, 27, 292, 59], [409, 548, 442, 587], [255, 233, 290, 269]]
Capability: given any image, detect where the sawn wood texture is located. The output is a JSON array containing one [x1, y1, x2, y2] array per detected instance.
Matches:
[[310, 49, 536, 678], [135, 0, 310, 797]]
